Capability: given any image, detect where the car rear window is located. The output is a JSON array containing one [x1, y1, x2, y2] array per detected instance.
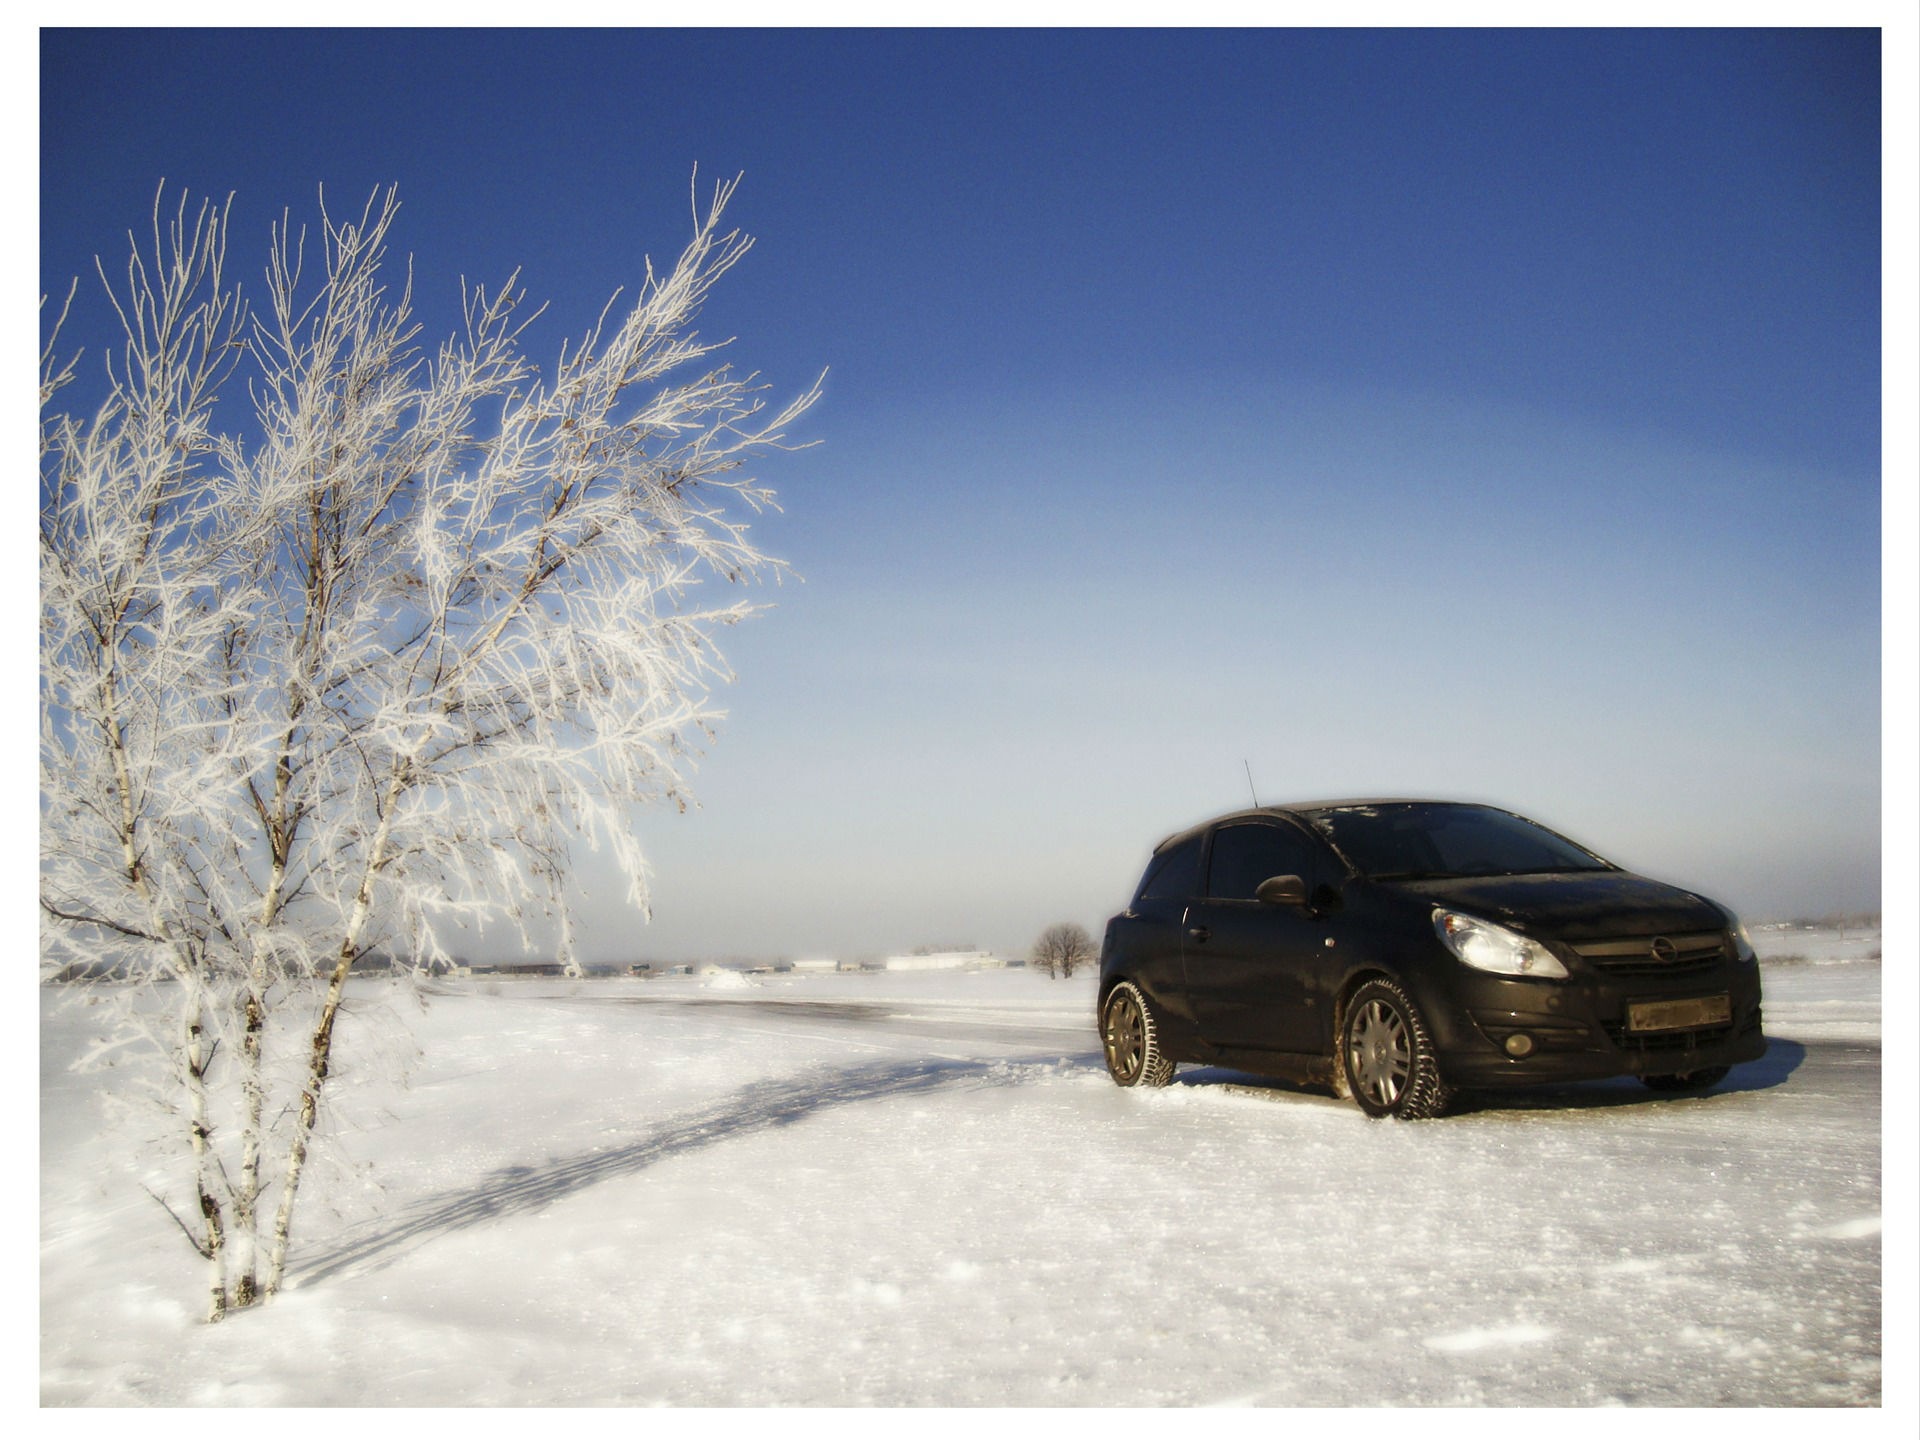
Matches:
[[1137, 834, 1204, 902]]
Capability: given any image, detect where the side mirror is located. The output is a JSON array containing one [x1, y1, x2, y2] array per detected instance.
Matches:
[[1255, 874, 1310, 907]]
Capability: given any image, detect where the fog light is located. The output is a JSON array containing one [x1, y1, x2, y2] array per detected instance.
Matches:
[[1504, 1033, 1535, 1058]]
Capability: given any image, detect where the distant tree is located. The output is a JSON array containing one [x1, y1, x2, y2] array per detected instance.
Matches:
[[40, 177, 817, 1320], [1031, 922, 1096, 978]]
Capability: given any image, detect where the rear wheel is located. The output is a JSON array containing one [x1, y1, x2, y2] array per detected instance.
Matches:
[[1342, 977, 1452, 1119], [1642, 1065, 1730, 1092], [1102, 981, 1174, 1087]]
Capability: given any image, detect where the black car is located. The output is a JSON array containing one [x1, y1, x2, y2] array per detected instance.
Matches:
[[1097, 799, 1766, 1118]]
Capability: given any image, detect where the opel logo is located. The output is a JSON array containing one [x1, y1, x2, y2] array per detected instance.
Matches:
[[1649, 936, 1677, 964]]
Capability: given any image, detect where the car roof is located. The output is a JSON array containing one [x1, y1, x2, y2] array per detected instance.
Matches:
[[1150, 798, 1496, 854]]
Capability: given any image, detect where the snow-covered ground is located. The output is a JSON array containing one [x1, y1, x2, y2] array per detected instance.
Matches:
[[42, 937, 1886, 1407]]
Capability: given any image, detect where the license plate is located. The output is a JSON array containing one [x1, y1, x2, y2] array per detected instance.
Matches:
[[1627, 994, 1732, 1033]]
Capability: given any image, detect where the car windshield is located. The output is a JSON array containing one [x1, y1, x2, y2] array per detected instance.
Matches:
[[1304, 803, 1613, 880]]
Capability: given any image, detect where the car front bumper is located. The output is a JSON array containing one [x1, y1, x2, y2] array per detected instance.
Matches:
[[1424, 963, 1767, 1086]]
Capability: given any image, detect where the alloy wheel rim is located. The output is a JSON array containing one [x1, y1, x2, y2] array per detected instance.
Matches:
[[1350, 999, 1410, 1104], [1105, 992, 1143, 1081]]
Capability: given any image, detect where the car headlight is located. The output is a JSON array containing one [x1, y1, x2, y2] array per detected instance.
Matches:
[[1433, 909, 1569, 979], [1719, 908, 1758, 964]]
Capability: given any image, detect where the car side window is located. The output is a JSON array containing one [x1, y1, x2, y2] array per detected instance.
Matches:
[[1137, 835, 1204, 903], [1205, 822, 1325, 901]]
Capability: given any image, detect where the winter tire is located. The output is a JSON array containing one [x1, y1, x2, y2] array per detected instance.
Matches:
[[1641, 1065, 1731, 1093], [1102, 981, 1175, 1088], [1342, 977, 1452, 1119]]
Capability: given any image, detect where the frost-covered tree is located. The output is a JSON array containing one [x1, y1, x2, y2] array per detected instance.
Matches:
[[1031, 922, 1096, 978], [40, 178, 817, 1320]]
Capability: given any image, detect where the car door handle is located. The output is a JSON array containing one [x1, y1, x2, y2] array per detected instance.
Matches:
[[1187, 926, 1211, 943]]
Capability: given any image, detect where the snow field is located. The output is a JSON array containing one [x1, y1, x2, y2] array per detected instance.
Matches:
[[41, 955, 1882, 1407]]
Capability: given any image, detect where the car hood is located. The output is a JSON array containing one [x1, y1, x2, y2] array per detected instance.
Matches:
[[1380, 870, 1726, 942]]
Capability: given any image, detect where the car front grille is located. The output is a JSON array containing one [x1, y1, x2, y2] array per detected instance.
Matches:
[[1571, 930, 1728, 978]]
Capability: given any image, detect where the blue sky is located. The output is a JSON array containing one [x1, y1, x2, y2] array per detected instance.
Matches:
[[38, 26, 1898, 961]]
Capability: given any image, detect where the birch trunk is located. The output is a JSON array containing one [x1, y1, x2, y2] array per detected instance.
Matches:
[[102, 668, 233, 1318], [182, 978, 230, 1322], [230, 972, 266, 1310], [233, 817, 295, 1307], [263, 770, 404, 1297]]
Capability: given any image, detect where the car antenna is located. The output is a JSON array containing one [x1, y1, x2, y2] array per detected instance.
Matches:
[[1244, 760, 1260, 808]]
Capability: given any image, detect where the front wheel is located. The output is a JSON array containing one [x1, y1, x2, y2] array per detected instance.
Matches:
[[1341, 977, 1452, 1119], [1102, 981, 1174, 1088], [1642, 1065, 1730, 1093]]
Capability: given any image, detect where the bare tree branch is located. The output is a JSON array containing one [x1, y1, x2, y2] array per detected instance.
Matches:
[[41, 175, 816, 1318]]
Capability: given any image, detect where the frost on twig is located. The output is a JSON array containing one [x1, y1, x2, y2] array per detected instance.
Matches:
[[40, 177, 817, 1319]]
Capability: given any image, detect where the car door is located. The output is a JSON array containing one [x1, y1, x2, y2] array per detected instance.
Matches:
[[1181, 820, 1338, 1056]]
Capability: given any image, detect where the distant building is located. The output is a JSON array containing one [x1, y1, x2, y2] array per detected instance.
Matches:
[[791, 958, 839, 973], [882, 949, 1004, 972]]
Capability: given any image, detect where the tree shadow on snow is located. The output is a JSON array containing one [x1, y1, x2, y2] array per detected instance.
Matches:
[[1171, 1037, 1807, 1117], [292, 1056, 1031, 1289]]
